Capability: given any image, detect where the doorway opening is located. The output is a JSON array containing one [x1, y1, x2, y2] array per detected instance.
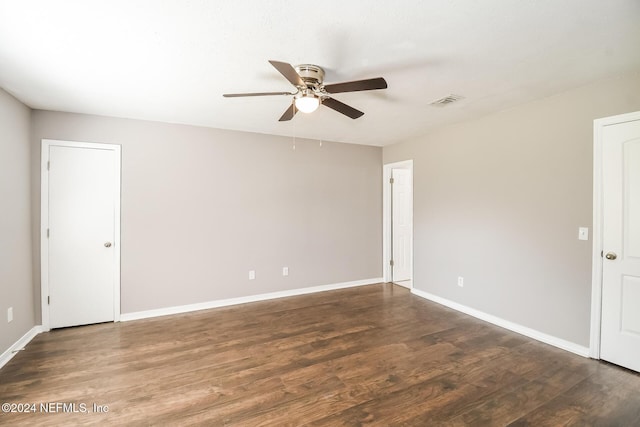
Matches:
[[591, 111, 640, 373], [40, 139, 121, 331], [383, 160, 413, 289]]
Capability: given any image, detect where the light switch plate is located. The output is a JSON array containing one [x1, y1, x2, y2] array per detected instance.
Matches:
[[578, 227, 589, 241]]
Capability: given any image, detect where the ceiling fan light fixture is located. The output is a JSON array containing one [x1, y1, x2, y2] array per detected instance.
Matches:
[[223, 60, 387, 121], [295, 94, 319, 113]]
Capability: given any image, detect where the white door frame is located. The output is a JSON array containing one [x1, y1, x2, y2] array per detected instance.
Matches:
[[383, 159, 413, 284], [40, 139, 121, 331], [590, 110, 640, 358]]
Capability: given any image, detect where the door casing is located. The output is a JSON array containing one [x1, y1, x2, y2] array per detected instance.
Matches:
[[40, 139, 121, 331], [590, 110, 640, 358]]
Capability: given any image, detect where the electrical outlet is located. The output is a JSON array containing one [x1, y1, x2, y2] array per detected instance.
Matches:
[[457, 277, 464, 287], [282, 267, 289, 276], [7, 307, 13, 323], [248, 270, 255, 280]]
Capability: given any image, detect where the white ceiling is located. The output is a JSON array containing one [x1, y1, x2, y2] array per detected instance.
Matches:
[[1, 1, 639, 146]]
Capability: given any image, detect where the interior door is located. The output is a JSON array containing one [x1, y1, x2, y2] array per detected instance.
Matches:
[[600, 117, 640, 372], [392, 168, 412, 284], [47, 144, 118, 328]]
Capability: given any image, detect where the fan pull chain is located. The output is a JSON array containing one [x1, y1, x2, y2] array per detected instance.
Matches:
[[292, 116, 298, 151], [292, 119, 296, 150]]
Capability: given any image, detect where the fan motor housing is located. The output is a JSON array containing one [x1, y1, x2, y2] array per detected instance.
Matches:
[[295, 64, 325, 86]]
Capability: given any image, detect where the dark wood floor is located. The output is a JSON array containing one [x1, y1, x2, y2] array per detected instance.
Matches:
[[1, 283, 639, 426]]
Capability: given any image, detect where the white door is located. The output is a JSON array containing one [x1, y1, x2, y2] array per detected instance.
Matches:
[[600, 116, 640, 372], [44, 141, 120, 329], [392, 168, 412, 284]]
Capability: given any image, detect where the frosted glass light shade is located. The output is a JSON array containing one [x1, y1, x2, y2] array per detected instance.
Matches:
[[295, 95, 319, 113]]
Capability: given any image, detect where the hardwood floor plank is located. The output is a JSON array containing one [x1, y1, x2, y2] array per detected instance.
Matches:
[[2, 283, 640, 426], [509, 363, 640, 426]]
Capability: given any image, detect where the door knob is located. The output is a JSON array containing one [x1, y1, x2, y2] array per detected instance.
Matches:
[[605, 252, 617, 260], [104, 242, 112, 248]]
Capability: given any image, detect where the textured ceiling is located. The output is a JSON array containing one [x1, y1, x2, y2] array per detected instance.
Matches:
[[1, 0, 639, 146]]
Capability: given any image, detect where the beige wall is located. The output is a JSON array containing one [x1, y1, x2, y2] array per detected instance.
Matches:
[[0, 88, 34, 354], [383, 71, 640, 347], [6, 69, 639, 357], [31, 112, 382, 316]]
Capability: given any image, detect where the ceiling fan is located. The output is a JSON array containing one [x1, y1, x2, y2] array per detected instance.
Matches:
[[223, 60, 387, 121]]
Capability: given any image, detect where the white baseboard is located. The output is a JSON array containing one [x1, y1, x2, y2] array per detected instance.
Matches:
[[121, 277, 384, 322], [411, 288, 590, 358], [0, 326, 44, 370]]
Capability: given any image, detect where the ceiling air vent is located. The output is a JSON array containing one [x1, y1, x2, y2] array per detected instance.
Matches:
[[429, 94, 464, 107]]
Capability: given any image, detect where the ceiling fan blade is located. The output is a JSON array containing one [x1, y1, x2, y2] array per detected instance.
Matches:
[[269, 60, 305, 87], [324, 77, 387, 94], [322, 97, 364, 119], [278, 103, 298, 121], [223, 91, 293, 97]]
